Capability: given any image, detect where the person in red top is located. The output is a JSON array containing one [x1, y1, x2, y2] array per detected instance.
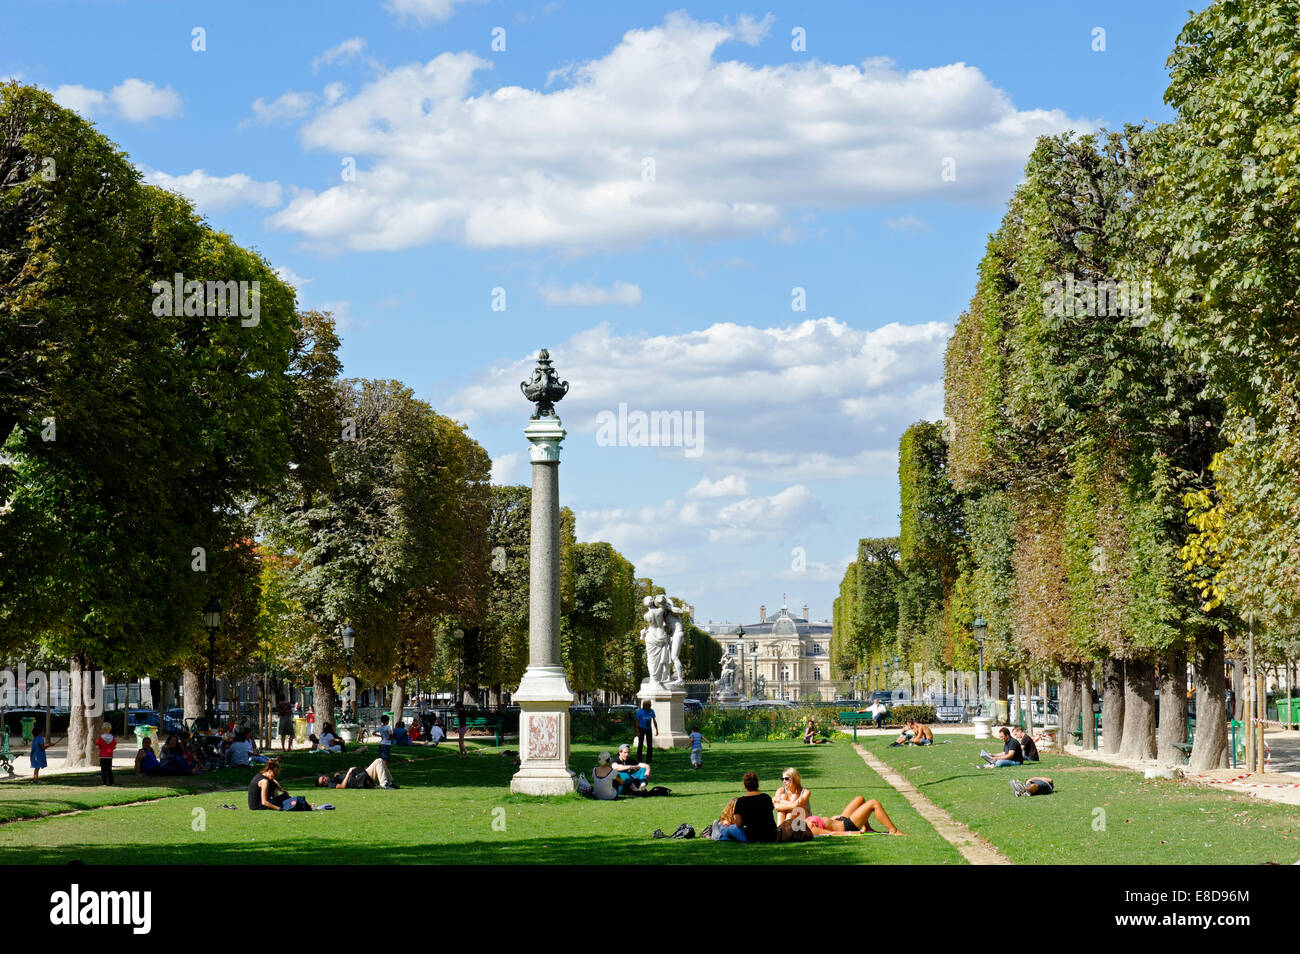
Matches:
[[95, 722, 118, 785]]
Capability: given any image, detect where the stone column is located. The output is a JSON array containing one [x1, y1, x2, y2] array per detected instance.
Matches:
[[511, 352, 577, 795]]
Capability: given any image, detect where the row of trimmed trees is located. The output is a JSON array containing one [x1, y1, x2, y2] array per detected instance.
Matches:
[[0, 82, 716, 765], [834, 0, 1300, 771]]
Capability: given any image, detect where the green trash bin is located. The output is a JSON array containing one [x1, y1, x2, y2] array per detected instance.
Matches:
[[20, 717, 35, 743], [1278, 697, 1299, 729]]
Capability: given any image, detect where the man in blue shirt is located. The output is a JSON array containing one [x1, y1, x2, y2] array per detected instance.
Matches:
[[635, 700, 659, 764]]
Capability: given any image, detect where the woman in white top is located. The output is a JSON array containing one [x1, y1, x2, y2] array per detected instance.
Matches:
[[592, 751, 620, 800]]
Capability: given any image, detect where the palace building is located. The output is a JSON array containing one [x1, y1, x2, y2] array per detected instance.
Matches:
[[702, 602, 837, 702]]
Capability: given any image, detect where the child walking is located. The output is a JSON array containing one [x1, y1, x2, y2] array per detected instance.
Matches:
[[96, 723, 117, 785], [29, 730, 48, 781], [688, 725, 710, 770]]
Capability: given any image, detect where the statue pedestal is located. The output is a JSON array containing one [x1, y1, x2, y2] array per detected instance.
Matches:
[[510, 671, 578, 796], [637, 684, 691, 749]]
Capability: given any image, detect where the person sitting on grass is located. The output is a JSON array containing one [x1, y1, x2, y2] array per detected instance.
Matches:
[[248, 758, 293, 810], [772, 767, 811, 827], [1010, 776, 1055, 797], [981, 727, 1024, 768], [730, 771, 777, 843], [393, 720, 411, 745], [711, 798, 742, 840], [803, 719, 830, 745], [889, 720, 918, 747], [610, 744, 650, 793], [427, 717, 447, 747], [592, 751, 621, 800], [806, 796, 905, 835], [1012, 726, 1039, 762], [317, 726, 343, 754], [316, 758, 399, 790], [909, 722, 934, 746]]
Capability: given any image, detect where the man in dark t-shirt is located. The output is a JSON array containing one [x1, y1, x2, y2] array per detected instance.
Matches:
[[1013, 727, 1039, 762], [984, 727, 1023, 768], [733, 771, 777, 843]]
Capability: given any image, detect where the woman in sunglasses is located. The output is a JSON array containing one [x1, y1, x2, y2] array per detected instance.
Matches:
[[772, 767, 812, 827]]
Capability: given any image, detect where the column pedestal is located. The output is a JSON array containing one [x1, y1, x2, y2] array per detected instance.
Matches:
[[510, 666, 577, 795], [637, 684, 691, 749]]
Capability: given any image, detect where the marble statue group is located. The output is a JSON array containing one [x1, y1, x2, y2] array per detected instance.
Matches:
[[642, 594, 685, 689]]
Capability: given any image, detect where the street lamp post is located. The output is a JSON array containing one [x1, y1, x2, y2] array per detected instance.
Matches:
[[202, 598, 221, 727], [341, 624, 356, 722], [973, 616, 988, 713], [736, 625, 747, 699]]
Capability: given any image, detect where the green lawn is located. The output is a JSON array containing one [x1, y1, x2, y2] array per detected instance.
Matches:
[[869, 734, 1300, 865], [0, 739, 964, 865]]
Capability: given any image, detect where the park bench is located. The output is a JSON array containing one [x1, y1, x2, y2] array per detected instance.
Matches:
[[0, 726, 16, 778], [458, 715, 503, 747], [839, 710, 877, 742]]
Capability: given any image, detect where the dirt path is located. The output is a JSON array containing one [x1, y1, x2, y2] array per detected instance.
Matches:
[[853, 743, 1012, 866]]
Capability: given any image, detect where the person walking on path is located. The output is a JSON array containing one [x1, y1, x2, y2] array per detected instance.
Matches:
[[635, 700, 658, 764]]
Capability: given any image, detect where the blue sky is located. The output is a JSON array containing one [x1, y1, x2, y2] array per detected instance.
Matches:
[[5, 0, 1198, 626]]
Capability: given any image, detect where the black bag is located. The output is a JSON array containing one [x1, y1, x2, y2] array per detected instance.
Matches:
[[670, 823, 695, 839], [648, 785, 671, 797], [280, 796, 312, 812]]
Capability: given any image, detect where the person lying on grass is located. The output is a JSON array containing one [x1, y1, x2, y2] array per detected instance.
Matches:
[[1011, 726, 1039, 762], [1010, 776, 1054, 797], [772, 767, 811, 826], [806, 796, 904, 835], [316, 758, 399, 790]]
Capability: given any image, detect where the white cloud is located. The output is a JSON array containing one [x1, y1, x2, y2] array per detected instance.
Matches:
[[314, 37, 367, 72], [52, 83, 106, 115], [109, 79, 181, 121], [53, 78, 181, 122], [324, 82, 347, 106], [709, 485, 826, 545], [539, 281, 643, 307], [269, 13, 1091, 251], [886, 214, 930, 232], [385, 0, 480, 24], [490, 451, 523, 485], [685, 475, 748, 499], [248, 90, 315, 125], [728, 13, 774, 46], [140, 167, 283, 213], [272, 265, 313, 290], [446, 316, 949, 481]]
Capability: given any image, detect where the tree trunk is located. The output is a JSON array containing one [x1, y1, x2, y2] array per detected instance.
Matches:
[[1102, 657, 1125, 754], [1023, 670, 1035, 736], [313, 672, 336, 735], [1190, 637, 1229, 772], [1157, 649, 1189, 765], [1231, 658, 1244, 720], [1119, 656, 1156, 760], [1081, 665, 1097, 749], [1059, 664, 1081, 751], [182, 668, 204, 722], [66, 652, 94, 768], [391, 677, 407, 728]]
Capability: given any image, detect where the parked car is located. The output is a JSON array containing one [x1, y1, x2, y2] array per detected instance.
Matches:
[[740, 699, 797, 710], [870, 690, 910, 707], [683, 698, 704, 714], [569, 704, 596, 718], [608, 704, 637, 717]]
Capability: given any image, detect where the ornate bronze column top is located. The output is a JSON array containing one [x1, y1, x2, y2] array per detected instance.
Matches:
[[520, 348, 569, 420]]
